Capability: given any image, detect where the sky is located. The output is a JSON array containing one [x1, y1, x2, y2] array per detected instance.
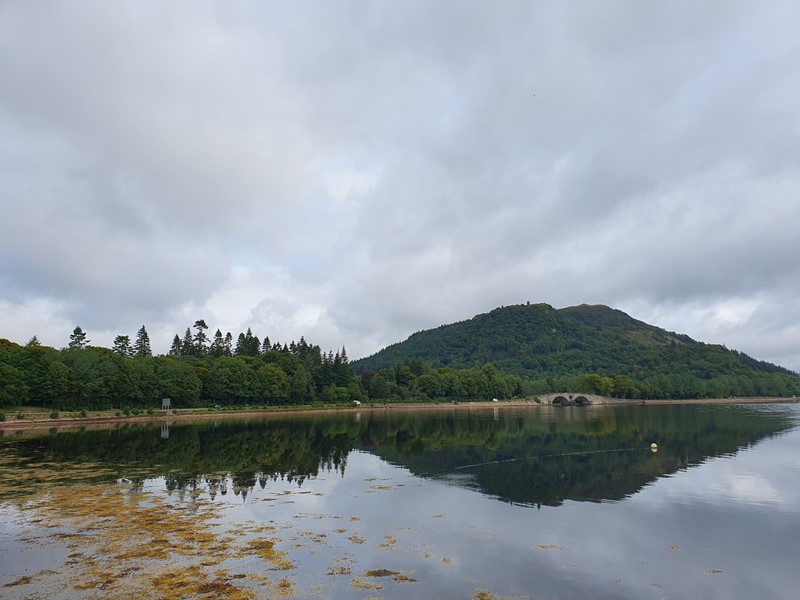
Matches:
[[1, 1, 799, 372]]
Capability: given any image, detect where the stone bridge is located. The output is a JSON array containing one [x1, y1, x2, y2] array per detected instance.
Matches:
[[536, 392, 619, 406]]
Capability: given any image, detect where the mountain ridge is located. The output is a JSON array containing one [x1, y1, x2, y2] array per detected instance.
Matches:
[[351, 302, 799, 398]]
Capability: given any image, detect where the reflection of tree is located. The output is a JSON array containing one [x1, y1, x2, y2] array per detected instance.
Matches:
[[359, 405, 796, 506], [2, 406, 794, 506], [3, 418, 358, 500]]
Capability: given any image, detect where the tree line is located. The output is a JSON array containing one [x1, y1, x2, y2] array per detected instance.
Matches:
[[0, 322, 360, 410], [3, 307, 799, 410]]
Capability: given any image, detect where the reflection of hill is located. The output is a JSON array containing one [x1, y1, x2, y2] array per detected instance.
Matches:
[[1, 405, 794, 506], [358, 405, 796, 506]]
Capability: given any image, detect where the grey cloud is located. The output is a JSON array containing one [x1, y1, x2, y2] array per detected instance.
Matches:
[[1, 1, 798, 371]]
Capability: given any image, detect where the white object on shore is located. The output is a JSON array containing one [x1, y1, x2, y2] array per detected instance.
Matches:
[[650, 442, 658, 452]]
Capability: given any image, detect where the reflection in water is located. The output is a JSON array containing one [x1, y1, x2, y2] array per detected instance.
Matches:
[[1, 403, 799, 600], [0, 404, 795, 507]]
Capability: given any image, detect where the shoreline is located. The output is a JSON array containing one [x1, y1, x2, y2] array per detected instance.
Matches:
[[1, 396, 796, 433]]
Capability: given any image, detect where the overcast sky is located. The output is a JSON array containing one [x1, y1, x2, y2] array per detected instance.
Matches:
[[1, 1, 799, 372]]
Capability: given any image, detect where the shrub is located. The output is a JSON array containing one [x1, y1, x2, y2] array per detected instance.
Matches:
[[50, 410, 60, 419], [80, 409, 88, 418], [147, 408, 154, 415], [115, 410, 122, 417], [16, 411, 25, 420], [123, 408, 131, 416], [0, 412, 6, 421]]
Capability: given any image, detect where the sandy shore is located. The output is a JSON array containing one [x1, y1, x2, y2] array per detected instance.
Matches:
[[0, 396, 796, 434]]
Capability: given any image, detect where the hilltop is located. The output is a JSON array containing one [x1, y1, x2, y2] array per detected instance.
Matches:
[[352, 303, 799, 399]]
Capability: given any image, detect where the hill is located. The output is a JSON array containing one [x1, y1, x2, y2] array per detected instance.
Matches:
[[351, 303, 800, 399]]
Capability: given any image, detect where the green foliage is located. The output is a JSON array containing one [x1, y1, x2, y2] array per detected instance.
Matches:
[[133, 326, 152, 357], [5, 305, 796, 413], [112, 335, 132, 358], [0, 362, 30, 407], [50, 410, 60, 419], [68, 326, 89, 350], [352, 303, 800, 400], [0, 326, 364, 412], [168, 335, 182, 356], [192, 320, 209, 356], [322, 385, 351, 404], [0, 412, 5, 421], [235, 328, 260, 357]]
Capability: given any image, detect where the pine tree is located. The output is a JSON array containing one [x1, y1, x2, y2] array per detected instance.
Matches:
[[210, 329, 225, 357], [133, 325, 152, 357], [193, 319, 209, 356], [26, 335, 41, 347], [168, 335, 182, 356], [112, 335, 132, 357], [235, 332, 246, 356], [68, 326, 89, 350], [235, 328, 260, 356], [223, 332, 233, 356], [181, 328, 193, 356], [247, 329, 261, 356], [261, 336, 271, 356]]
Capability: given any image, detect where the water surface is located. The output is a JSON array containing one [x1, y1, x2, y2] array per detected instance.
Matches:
[[1, 403, 798, 599]]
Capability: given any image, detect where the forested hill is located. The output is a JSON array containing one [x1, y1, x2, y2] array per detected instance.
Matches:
[[352, 303, 799, 388]]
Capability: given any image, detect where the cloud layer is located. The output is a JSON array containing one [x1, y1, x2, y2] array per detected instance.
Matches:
[[1, 1, 799, 371]]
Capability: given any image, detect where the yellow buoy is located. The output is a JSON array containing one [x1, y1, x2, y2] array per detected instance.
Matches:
[[650, 442, 658, 452]]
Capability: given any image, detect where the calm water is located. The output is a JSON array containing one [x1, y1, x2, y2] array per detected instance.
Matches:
[[1, 402, 799, 599]]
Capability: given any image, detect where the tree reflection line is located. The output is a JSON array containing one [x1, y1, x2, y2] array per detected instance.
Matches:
[[454, 446, 644, 470]]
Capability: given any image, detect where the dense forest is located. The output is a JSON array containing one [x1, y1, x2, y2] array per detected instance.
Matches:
[[353, 303, 800, 400], [2, 303, 800, 410], [0, 322, 360, 410]]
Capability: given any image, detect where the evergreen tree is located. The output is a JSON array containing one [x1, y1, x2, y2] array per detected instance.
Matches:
[[261, 336, 271, 356], [133, 325, 152, 357], [26, 335, 41, 347], [248, 329, 261, 356], [193, 319, 209, 356], [168, 335, 182, 356], [223, 332, 233, 356], [68, 326, 89, 350], [235, 332, 247, 356], [112, 335, 132, 358], [235, 328, 260, 357], [209, 329, 225, 358], [181, 327, 193, 356]]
